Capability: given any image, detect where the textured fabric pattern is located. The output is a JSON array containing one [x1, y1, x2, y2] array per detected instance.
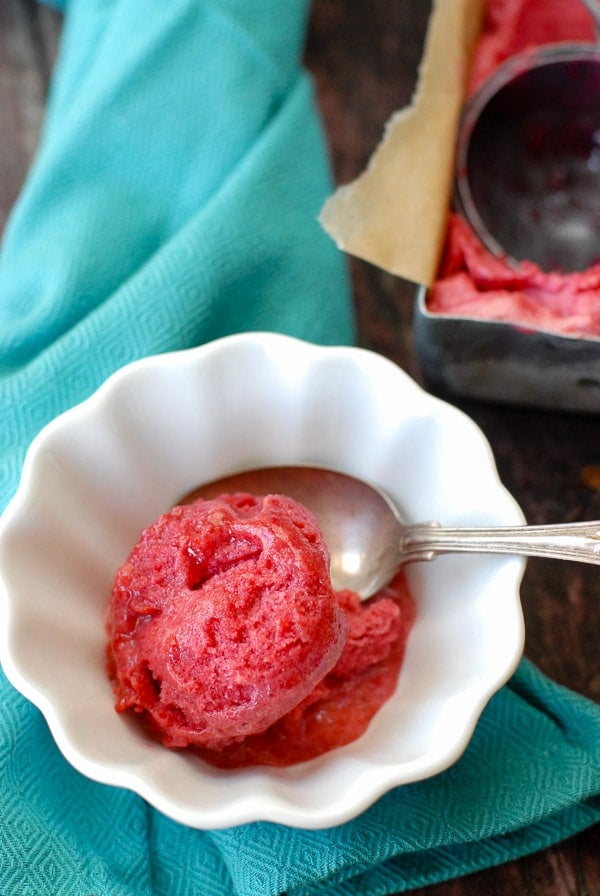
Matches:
[[0, 0, 353, 509], [1, 1, 599, 895]]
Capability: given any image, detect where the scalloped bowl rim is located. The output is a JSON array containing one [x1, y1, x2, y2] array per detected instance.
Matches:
[[0, 332, 525, 829]]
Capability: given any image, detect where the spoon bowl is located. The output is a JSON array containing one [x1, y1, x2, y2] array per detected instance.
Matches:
[[192, 466, 600, 598]]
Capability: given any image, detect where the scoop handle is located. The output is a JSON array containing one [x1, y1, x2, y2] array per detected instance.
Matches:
[[401, 520, 600, 565], [582, 0, 600, 28]]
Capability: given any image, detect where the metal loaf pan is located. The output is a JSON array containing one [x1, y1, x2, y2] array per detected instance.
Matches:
[[413, 285, 600, 414]]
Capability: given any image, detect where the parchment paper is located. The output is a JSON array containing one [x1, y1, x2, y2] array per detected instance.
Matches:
[[319, 0, 484, 287]]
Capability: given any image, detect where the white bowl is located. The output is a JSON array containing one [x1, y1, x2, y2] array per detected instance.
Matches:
[[0, 332, 525, 829]]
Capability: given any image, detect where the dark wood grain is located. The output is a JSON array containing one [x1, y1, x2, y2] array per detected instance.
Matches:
[[0, 0, 59, 232], [1, 1, 598, 893]]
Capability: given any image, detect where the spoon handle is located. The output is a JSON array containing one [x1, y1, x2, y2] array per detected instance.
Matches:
[[401, 520, 600, 565]]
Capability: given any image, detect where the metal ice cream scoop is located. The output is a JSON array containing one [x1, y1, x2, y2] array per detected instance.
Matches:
[[455, 42, 600, 273], [582, 0, 600, 32]]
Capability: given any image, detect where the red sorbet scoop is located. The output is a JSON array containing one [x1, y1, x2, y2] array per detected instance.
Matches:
[[107, 493, 348, 750]]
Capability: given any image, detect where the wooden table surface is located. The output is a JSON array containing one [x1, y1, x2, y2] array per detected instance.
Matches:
[[2, 1, 598, 894]]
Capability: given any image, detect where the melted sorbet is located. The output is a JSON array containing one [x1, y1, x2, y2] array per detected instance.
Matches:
[[428, 0, 600, 336], [107, 493, 414, 767]]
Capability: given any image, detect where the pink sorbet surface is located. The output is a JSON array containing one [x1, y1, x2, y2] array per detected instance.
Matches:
[[107, 493, 348, 751], [196, 572, 415, 768], [429, 213, 600, 337]]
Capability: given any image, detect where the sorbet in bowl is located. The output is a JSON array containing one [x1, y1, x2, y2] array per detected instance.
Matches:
[[0, 332, 525, 829], [106, 489, 415, 767]]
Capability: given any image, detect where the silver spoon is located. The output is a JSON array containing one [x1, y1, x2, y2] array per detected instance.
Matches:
[[186, 466, 600, 599]]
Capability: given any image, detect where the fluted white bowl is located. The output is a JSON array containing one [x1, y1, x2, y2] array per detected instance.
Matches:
[[0, 332, 525, 829]]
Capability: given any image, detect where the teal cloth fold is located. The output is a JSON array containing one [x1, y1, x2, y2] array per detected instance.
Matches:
[[0, 1, 598, 895]]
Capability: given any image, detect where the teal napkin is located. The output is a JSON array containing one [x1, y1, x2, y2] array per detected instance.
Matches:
[[0, 2, 598, 895]]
